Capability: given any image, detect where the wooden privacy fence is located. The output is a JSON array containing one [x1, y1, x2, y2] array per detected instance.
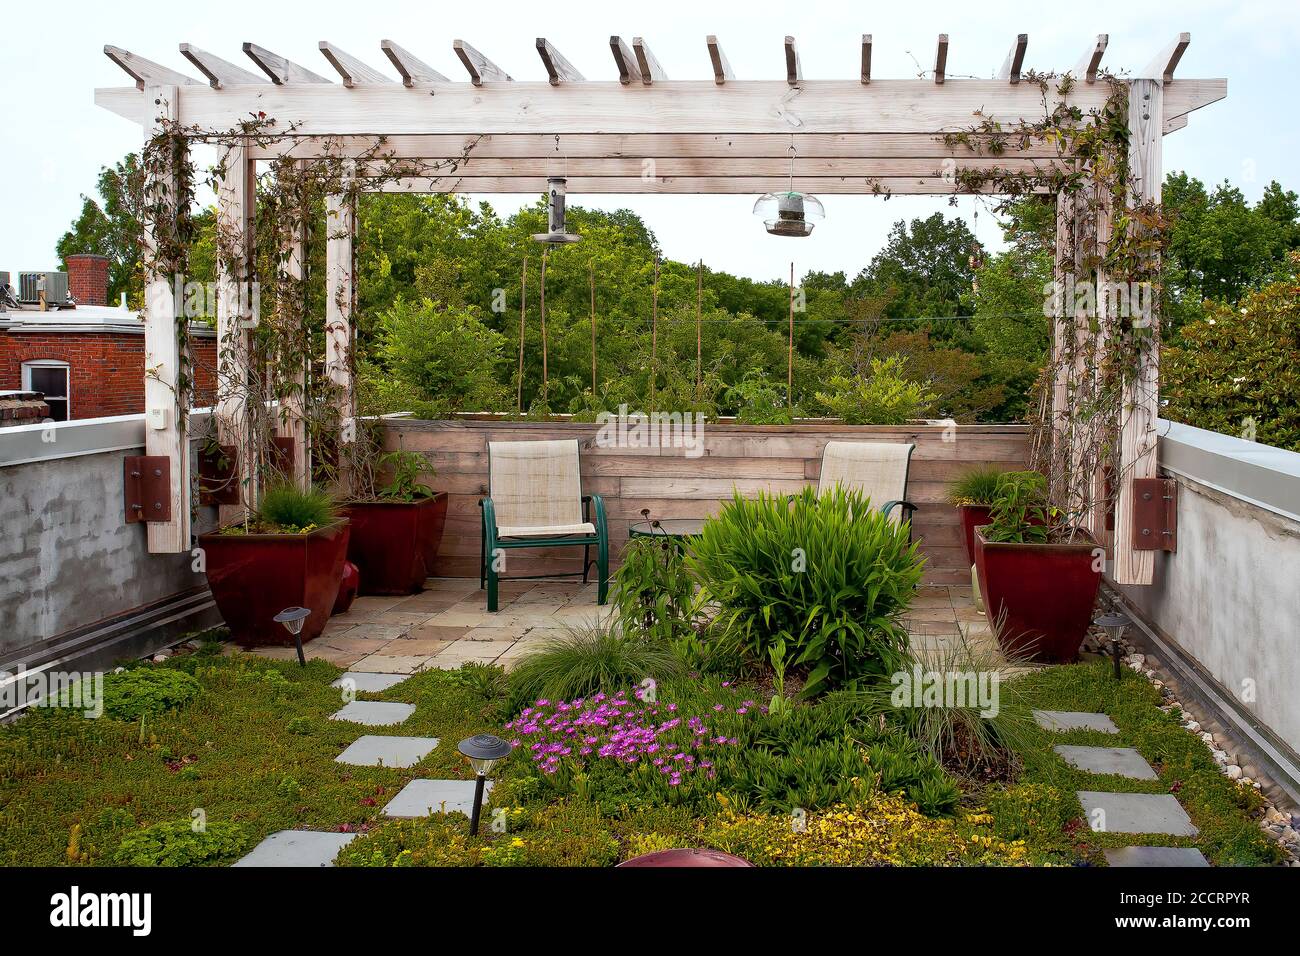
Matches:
[[385, 419, 1029, 586]]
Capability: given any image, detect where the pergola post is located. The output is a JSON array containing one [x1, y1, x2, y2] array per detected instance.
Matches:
[[276, 167, 311, 489], [1051, 188, 1076, 506], [325, 170, 356, 493], [141, 84, 191, 552], [1090, 180, 1115, 549], [214, 140, 257, 516], [1112, 78, 1163, 585]]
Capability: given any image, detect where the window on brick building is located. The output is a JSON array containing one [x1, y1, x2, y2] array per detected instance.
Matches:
[[21, 360, 70, 421]]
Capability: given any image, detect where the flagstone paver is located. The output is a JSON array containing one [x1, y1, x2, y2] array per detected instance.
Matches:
[[1054, 745, 1158, 780], [233, 830, 356, 867], [1034, 710, 1120, 733], [329, 701, 417, 726], [351, 653, 435, 674], [331, 672, 409, 693], [384, 779, 490, 818], [336, 735, 439, 768], [1077, 791, 1199, 836], [1104, 846, 1209, 867]]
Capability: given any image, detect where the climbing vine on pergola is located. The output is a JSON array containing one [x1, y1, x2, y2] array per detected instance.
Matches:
[[97, 31, 1224, 586]]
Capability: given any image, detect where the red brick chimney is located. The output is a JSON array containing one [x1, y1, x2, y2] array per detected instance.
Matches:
[[66, 253, 110, 306]]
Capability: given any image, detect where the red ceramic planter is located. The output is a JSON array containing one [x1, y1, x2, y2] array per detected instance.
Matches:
[[958, 504, 994, 566], [973, 527, 1102, 663], [199, 520, 351, 647], [342, 493, 449, 595]]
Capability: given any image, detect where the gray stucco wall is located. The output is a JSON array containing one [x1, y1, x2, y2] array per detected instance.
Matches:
[[0, 415, 215, 658], [1121, 421, 1300, 754]]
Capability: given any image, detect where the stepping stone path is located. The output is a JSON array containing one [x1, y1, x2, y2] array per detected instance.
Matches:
[[1104, 846, 1209, 867], [336, 734, 440, 768], [332, 672, 410, 693], [1054, 745, 1158, 780], [1033, 710, 1119, 733], [384, 779, 489, 818], [1036, 709, 1205, 864], [233, 830, 356, 867], [330, 701, 416, 726]]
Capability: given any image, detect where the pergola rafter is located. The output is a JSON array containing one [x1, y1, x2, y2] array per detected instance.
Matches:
[[96, 33, 1226, 588]]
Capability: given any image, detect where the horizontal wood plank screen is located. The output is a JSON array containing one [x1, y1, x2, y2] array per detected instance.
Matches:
[[385, 419, 1030, 586]]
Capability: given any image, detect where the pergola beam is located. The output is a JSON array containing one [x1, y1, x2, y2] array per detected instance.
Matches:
[[707, 35, 734, 84], [319, 41, 394, 87], [453, 39, 511, 85], [784, 37, 801, 85], [999, 34, 1028, 84], [1075, 34, 1108, 84], [934, 34, 949, 84], [243, 42, 332, 84], [609, 36, 641, 84], [104, 46, 200, 90], [179, 44, 265, 88], [633, 38, 667, 85], [376, 175, 1049, 195], [381, 40, 449, 85], [535, 38, 584, 85], [861, 35, 872, 84], [1143, 32, 1190, 83]]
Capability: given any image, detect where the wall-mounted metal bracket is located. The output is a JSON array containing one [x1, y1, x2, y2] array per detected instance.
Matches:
[[271, 436, 296, 481], [124, 456, 172, 523], [198, 444, 241, 505], [1131, 478, 1177, 551]]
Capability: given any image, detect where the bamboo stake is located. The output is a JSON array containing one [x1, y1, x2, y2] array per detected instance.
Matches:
[[589, 260, 597, 394], [695, 260, 703, 399], [788, 261, 795, 408], [540, 248, 549, 405], [517, 256, 527, 414], [650, 256, 659, 411]]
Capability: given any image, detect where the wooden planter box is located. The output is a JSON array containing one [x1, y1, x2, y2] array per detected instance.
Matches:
[[342, 493, 449, 595], [973, 527, 1101, 663], [198, 520, 351, 647]]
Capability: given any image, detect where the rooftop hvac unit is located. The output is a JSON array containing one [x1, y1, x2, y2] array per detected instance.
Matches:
[[18, 271, 69, 305]]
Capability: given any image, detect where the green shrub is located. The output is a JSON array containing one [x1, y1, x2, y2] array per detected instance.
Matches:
[[99, 667, 202, 721], [506, 621, 684, 714], [813, 356, 936, 424], [688, 486, 925, 696], [982, 470, 1051, 543], [726, 374, 796, 425], [112, 819, 248, 866], [944, 465, 1007, 507], [254, 483, 339, 533], [616, 532, 695, 643]]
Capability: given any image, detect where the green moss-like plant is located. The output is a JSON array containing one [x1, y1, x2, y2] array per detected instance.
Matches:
[[100, 668, 202, 721], [112, 819, 248, 866]]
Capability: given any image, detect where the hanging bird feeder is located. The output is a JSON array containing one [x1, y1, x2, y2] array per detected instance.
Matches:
[[533, 176, 582, 244], [753, 140, 824, 237]]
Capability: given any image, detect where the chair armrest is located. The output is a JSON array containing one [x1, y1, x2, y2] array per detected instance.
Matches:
[[479, 496, 498, 532], [583, 493, 608, 538], [881, 499, 918, 521]]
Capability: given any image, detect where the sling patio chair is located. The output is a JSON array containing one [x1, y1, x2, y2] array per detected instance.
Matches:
[[816, 440, 918, 533], [479, 439, 609, 612]]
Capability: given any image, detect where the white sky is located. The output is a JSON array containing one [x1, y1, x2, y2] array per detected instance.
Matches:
[[3, 0, 1297, 284]]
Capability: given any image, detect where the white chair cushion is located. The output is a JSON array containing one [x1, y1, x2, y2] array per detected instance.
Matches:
[[497, 522, 597, 539]]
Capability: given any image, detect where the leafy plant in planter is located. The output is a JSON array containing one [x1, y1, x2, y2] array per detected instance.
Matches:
[[945, 465, 1008, 565], [197, 484, 350, 647], [973, 471, 1101, 663], [688, 486, 925, 696], [343, 432, 449, 595]]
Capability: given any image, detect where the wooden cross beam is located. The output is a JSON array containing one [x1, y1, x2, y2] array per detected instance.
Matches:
[[633, 38, 668, 85], [535, 38, 584, 85], [179, 44, 265, 88], [104, 46, 200, 90], [861, 35, 872, 84], [243, 42, 332, 84], [1144, 32, 1191, 83], [319, 42, 395, 87], [1075, 34, 1108, 84], [381, 40, 449, 85], [784, 36, 801, 85], [707, 35, 733, 84], [999, 34, 1028, 84], [934, 34, 949, 84], [453, 39, 511, 85], [609, 36, 641, 84]]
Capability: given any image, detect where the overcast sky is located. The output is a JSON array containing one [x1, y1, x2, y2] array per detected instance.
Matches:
[[3, 0, 1297, 284]]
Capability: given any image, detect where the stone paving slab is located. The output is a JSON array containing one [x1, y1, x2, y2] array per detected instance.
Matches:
[[351, 653, 434, 674], [383, 778, 491, 818], [233, 830, 356, 867], [1104, 846, 1210, 867], [336, 735, 440, 768], [1055, 745, 1158, 780], [1034, 710, 1120, 733], [329, 701, 416, 726], [331, 672, 409, 693], [1078, 791, 1199, 836]]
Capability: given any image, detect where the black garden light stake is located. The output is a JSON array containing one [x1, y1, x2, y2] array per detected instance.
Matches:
[[1094, 612, 1131, 681], [457, 734, 512, 836], [273, 606, 311, 667]]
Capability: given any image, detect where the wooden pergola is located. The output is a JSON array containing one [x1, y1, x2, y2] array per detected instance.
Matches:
[[96, 32, 1225, 585]]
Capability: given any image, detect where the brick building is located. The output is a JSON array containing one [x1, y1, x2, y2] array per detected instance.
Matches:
[[0, 256, 215, 420]]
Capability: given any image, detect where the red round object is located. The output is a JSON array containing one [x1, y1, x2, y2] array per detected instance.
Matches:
[[332, 560, 360, 616], [617, 848, 752, 868]]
